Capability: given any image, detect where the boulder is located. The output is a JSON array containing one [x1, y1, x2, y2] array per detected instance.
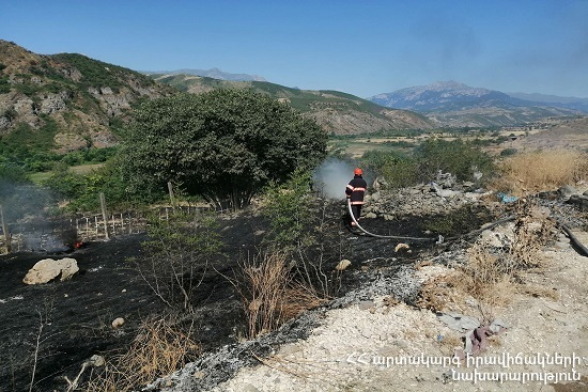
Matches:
[[111, 317, 125, 329], [23, 258, 79, 285], [335, 259, 352, 271], [558, 185, 578, 201]]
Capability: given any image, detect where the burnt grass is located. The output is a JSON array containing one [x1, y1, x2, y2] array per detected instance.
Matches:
[[0, 201, 493, 392]]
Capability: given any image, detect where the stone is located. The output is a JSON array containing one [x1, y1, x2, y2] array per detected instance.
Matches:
[[111, 317, 125, 329], [365, 212, 377, 219], [335, 259, 352, 271], [394, 243, 410, 252], [371, 192, 381, 202], [23, 258, 79, 285], [358, 300, 375, 310], [89, 354, 106, 367], [557, 185, 577, 201]]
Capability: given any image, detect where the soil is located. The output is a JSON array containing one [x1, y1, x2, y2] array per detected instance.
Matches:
[[201, 211, 588, 392], [0, 201, 500, 392]]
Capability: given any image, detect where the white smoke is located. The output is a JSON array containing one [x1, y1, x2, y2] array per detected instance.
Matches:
[[312, 158, 356, 200]]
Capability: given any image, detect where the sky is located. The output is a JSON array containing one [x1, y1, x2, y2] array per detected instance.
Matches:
[[2, 0, 588, 98]]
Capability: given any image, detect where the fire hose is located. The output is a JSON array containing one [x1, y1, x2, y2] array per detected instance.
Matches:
[[347, 199, 588, 257], [346, 198, 436, 242]]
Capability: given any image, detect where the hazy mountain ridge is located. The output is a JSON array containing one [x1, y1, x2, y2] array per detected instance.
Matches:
[[152, 74, 433, 135], [508, 92, 588, 112], [146, 67, 267, 82], [370, 81, 584, 127], [0, 40, 172, 153]]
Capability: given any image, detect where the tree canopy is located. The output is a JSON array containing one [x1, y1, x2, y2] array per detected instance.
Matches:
[[121, 89, 327, 209]]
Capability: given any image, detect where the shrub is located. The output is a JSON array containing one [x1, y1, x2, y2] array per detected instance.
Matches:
[[414, 138, 495, 184], [262, 169, 314, 250], [500, 148, 518, 157], [134, 211, 223, 310], [121, 90, 327, 210], [361, 150, 419, 188]]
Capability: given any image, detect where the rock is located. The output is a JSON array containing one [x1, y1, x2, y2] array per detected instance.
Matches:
[[335, 259, 352, 271], [394, 243, 410, 252], [371, 191, 381, 202], [23, 258, 79, 285], [365, 212, 377, 219], [373, 176, 387, 190], [89, 354, 106, 367], [111, 317, 125, 329], [358, 300, 375, 310], [558, 185, 577, 201], [567, 194, 588, 211]]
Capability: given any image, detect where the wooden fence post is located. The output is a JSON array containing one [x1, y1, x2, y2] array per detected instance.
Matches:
[[99, 192, 109, 239], [168, 181, 175, 208], [0, 205, 11, 253]]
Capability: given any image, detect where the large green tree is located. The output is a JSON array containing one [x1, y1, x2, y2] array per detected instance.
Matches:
[[121, 89, 327, 209]]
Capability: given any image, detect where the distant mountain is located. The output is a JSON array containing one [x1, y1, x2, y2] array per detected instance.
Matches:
[[0, 40, 173, 153], [369, 81, 583, 127], [146, 67, 266, 82], [151, 74, 433, 135], [508, 92, 588, 113], [370, 81, 527, 111]]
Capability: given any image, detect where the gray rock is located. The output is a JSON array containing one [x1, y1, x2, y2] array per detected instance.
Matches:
[[358, 300, 375, 311], [23, 258, 79, 285], [558, 185, 578, 201]]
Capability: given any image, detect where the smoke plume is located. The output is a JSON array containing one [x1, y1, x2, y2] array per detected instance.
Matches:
[[313, 158, 357, 200]]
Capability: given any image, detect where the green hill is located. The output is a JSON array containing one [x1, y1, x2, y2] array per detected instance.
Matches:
[[151, 74, 433, 135]]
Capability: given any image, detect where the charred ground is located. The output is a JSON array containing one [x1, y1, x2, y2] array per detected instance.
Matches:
[[0, 200, 494, 392]]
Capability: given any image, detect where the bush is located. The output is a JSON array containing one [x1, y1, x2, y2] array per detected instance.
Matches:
[[361, 150, 419, 188], [121, 90, 327, 209], [134, 212, 223, 310], [500, 148, 518, 157], [414, 138, 495, 184], [262, 169, 314, 249]]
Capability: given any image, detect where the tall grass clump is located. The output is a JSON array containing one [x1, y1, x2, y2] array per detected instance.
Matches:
[[493, 149, 588, 195], [83, 316, 198, 392]]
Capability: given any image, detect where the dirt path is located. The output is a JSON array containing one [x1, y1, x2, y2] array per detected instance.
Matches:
[[206, 233, 588, 392]]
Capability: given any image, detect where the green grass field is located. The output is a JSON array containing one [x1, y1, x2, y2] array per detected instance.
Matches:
[[28, 163, 104, 185]]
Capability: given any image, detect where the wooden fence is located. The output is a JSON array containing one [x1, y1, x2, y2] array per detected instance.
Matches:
[[0, 204, 233, 252]]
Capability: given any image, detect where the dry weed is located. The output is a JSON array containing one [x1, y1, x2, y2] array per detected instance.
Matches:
[[240, 252, 291, 338], [234, 252, 327, 339], [417, 204, 557, 312], [82, 316, 198, 392], [493, 149, 588, 196]]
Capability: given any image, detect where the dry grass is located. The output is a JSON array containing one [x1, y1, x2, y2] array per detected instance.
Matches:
[[493, 149, 588, 196], [82, 316, 198, 392], [240, 252, 291, 338], [235, 252, 326, 339], [417, 206, 556, 313]]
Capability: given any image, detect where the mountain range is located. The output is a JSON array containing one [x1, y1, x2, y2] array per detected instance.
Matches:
[[150, 74, 432, 135], [1, 40, 586, 155], [369, 81, 584, 127], [146, 68, 267, 82]]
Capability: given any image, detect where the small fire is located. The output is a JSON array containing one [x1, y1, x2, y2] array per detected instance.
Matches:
[[74, 241, 83, 249]]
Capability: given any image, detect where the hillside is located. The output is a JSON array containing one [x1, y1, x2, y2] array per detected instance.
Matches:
[[508, 92, 588, 113], [370, 81, 583, 127], [145, 67, 267, 82], [0, 40, 173, 154], [151, 74, 433, 135]]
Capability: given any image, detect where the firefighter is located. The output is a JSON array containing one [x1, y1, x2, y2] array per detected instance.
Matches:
[[345, 168, 367, 227]]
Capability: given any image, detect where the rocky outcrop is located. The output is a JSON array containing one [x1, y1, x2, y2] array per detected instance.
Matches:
[[0, 39, 171, 153], [363, 181, 491, 219], [23, 257, 79, 285]]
